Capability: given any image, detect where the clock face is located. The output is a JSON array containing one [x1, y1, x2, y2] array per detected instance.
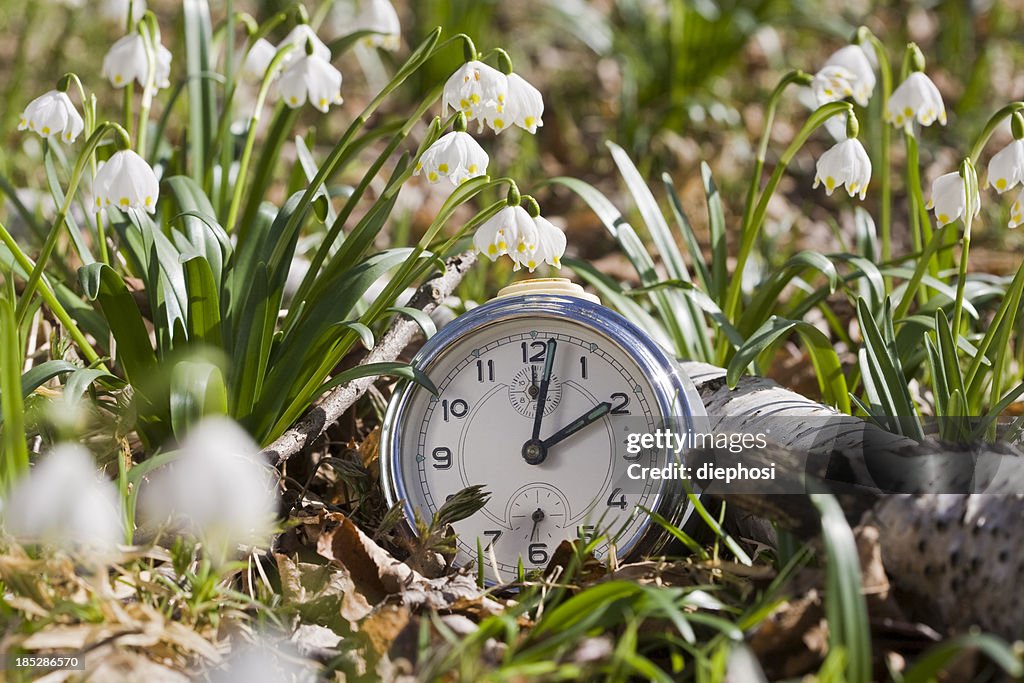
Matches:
[[388, 312, 677, 583]]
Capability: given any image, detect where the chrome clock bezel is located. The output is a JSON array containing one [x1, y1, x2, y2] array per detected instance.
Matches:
[[380, 293, 708, 568]]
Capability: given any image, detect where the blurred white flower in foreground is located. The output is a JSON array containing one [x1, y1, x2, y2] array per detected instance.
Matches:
[[140, 417, 278, 561], [1010, 190, 1024, 228], [101, 0, 146, 24], [279, 24, 331, 68], [93, 149, 160, 213], [241, 38, 278, 80], [821, 45, 875, 106], [209, 637, 317, 683], [18, 90, 84, 143], [442, 61, 508, 123], [278, 53, 344, 112], [813, 138, 872, 200], [2, 445, 122, 554], [351, 0, 401, 51], [474, 205, 566, 271], [811, 65, 855, 105], [482, 73, 544, 134], [102, 32, 172, 90], [928, 171, 980, 226], [986, 139, 1024, 194], [886, 72, 946, 132], [415, 131, 488, 186]]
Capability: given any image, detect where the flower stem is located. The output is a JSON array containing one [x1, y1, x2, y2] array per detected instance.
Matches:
[[14, 123, 125, 325], [740, 70, 809, 255], [723, 101, 853, 326], [904, 133, 934, 284], [224, 43, 296, 233], [135, 20, 160, 158], [951, 160, 978, 339], [0, 222, 105, 367], [861, 30, 894, 261], [968, 102, 1024, 164]]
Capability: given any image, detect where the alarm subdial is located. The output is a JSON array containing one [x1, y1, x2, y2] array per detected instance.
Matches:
[[508, 367, 562, 418], [507, 484, 570, 543]]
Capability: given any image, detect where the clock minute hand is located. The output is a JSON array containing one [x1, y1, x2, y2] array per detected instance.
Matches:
[[542, 401, 613, 449], [531, 338, 558, 441]]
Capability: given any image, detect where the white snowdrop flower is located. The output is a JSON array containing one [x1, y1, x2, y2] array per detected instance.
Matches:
[[2, 445, 122, 554], [442, 60, 508, 123], [18, 90, 84, 143], [414, 131, 488, 186], [927, 171, 980, 226], [210, 637, 317, 683], [1009, 189, 1024, 228], [352, 0, 401, 51], [278, 53, 343, 112], [101, 0, 146, 24], [813, 138, 872, 200], [242, 38, 278, 80], [473, 205, 538, 265], [822, 45, 875, 106], [515, 216, 566, 271], [102, 32, 173, 90], [140, 417, 278, 562], [279, 24, 331, 68], [986, 139, 1024, 194], [886, 72, 946, 131], [93, 149, 160, 213], [482, 73, 544, 134], [811, 65, 856, 105]]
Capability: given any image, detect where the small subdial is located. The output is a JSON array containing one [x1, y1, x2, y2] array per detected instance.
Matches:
[[508, 366, 562, 418], [507, 484, 570, 543]]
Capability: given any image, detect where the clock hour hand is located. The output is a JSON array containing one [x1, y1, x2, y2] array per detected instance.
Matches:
[[541, 400, 613, 449], [529, 508, 545, 542], [530, 338, 558, 441]]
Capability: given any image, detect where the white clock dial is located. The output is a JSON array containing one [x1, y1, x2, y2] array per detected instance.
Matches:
[[392, 315, 670, 583]]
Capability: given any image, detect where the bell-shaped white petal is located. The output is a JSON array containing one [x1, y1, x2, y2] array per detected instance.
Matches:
[[242, 38, 278, 80], [18, 90, 84, 143], [279, 24, 331, 68], [352, 0, 401, 51], [516, 216, 566, 272], [473, 205, 539, 264], [811, 65, 856, 105], [1010, 189, 1024, 229], [415, 131, 488, 186], [278, 54, 343, 112], [93, 149, 161, 213], [823, 45, 875, 106], [140, 417, 278, 562], [102, 32, 173, 89], [927, 171, 981, 226], [506, 210, 540, 269], [886, 72, 946, 131], [986, 139, 1024, 194], [482, 73, 544, 134], [442, 61, 508, 123], [473, 210, 510, 260], [813, 138, 872, 200], [3, 445, 122, 554]]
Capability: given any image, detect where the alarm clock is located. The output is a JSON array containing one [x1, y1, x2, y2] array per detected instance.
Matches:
[[380, 278, 707, 582]]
